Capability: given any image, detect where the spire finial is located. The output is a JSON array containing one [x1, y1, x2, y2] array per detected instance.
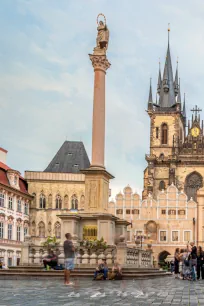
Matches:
[[168, 23, 170, 46]]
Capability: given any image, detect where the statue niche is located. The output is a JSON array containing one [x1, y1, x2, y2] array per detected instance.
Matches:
[[184, 171, 203, 201]]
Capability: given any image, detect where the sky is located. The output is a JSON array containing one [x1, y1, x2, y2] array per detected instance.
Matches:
[[1, 0, 204, 199]]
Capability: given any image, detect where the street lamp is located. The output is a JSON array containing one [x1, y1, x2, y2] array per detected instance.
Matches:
[[134, 231, 151, 249]]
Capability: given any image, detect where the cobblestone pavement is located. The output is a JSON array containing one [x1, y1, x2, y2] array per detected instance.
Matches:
[[1, 276, 204, 305]]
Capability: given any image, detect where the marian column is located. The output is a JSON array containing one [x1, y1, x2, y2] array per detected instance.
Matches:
[[89, 25, 110, 168], [82, 15, 114, 213]]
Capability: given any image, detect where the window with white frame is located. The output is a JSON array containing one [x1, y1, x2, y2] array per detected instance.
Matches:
[[8, 224, 12, 240], [8, 197, 13, 210], [160, 230, 167, 242], [0, 194, 4, 207], [17, 200, 21, 212], [17, 227, 21, 241], [24, 227, 28, 237], [184, 231, 191, 242], [172, 230, 179, 242], [24, 203, 28, 215], [0, 222, 3, 238]]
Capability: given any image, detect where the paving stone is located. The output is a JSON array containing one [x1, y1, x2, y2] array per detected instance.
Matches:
[[0, 277, 204, 305]]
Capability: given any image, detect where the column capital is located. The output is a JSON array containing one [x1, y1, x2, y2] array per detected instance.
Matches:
[[89, 54, 111, 72]]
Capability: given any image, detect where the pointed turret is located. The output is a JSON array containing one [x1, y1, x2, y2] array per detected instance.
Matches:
[[183, 93, 186, 118], [148, 78, 153, 110], [177, 78, 181, 104], [159, 28, 176, 108], [157, 61, 162, 94], [174, 61, 179, 96]]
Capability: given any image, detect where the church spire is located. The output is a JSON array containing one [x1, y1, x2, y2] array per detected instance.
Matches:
[[177, 78, 181, 104], [148, 78, 153, 109], [157, 61, 162, 94], [174, 60, 179, 96], [183, 93, 186, 118], [159, 26, 176, 108]]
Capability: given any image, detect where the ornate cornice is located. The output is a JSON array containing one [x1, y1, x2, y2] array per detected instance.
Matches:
[[89, 54, 111, 72]]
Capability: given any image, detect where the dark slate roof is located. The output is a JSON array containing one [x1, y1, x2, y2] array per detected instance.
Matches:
[[159, 43, 176, 108], [44, 141, 90, 173]]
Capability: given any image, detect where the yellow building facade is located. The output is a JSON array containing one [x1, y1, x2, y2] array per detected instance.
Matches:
[[25, 141, 89, 245]]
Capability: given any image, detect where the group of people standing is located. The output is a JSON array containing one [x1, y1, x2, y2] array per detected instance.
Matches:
[[174, 243, 204, 281]]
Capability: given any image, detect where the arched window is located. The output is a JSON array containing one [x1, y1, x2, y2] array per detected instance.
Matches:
[[0, 193, 4, 207], [38, 221, 45, 237], [47, 222, 51, 234], [39, 194, 46, 209], [71, 194, 78, 210], [56, 194, 62, 209], [64, 195, 69, 209], [17, 199, 21, 212], [159, 181, 165, 191], [54, 222, 61, 238], [24, 202, 28, 215], [161, 123, 168, 144], [48, 194, 52, 208], [184, 171, 203, 201]]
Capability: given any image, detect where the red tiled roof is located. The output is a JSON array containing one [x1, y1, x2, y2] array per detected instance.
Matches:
[[0, 162, 28, 195], [0, 148, 8, 153], [0, 161, 11, 171]]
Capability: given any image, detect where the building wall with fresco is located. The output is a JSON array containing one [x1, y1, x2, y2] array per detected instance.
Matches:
[[108, 184, 197, 263]]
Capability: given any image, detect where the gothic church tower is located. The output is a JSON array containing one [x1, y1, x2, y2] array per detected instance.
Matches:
[[143, 31, 203, 202]]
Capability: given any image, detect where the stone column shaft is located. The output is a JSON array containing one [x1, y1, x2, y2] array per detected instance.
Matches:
[[89, 55, 110, 168]]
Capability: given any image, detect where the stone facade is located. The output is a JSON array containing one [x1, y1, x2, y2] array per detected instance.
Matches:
[[24, 171, 86, 245], [143, 35, 204, 209], [109, 184, 197, 263]]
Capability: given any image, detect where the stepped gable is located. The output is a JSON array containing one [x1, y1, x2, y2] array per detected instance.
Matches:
[[44, 141, 90, 173]]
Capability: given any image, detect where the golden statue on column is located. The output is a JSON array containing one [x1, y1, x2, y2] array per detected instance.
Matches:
[[93, 14, 109, 55]]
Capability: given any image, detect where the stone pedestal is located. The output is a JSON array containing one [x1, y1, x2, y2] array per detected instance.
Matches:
[[20, 235, 32, 266], [82, 167, 114, 213]]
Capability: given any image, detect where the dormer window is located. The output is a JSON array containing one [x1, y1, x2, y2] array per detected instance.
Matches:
[[7, 170, 20, 190]]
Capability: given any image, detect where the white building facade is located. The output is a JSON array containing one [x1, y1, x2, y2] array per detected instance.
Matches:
[[0, 148, 32, 267]]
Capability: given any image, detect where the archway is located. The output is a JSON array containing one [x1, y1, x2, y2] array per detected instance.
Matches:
[[184, 171, 203, 201]]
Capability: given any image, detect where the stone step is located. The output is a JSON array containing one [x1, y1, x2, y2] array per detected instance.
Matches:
[[6, 268, 162, 274], [0, 271, 171, 279]]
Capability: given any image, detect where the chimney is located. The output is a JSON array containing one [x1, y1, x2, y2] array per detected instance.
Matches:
[[0, 148, 7, 164]]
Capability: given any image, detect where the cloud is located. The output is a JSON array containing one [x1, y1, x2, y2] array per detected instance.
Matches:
[[1, 0, 204, 196]]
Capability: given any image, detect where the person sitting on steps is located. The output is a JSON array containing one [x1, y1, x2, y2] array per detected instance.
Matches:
[[43, 250, 58, 270], [108, 262, 122, 280], [93, 259, 108, 280]]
